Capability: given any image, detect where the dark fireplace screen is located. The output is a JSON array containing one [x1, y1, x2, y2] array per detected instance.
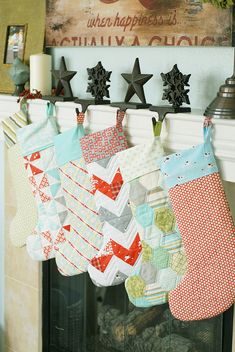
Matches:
[[43, 260, 233, 352]]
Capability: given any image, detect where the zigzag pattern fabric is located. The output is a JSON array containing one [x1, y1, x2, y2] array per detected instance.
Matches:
[[116, 138, 186, 307], [54, 121, 103, 276], [80, 111, 142, 286], [17, 113, 70, 263]]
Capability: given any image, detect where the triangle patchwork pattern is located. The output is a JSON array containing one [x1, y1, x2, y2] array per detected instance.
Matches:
[[63, 224, 71, 232], [55, 196, 66, 206], [59, 211, 68, 225], [47, 168, 61, 181], [50, 183, 61, 197], [96, 156, 112, 168]]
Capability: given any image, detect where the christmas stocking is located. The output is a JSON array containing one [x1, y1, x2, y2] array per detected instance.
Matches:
[[17, 103, 68, 262], [160, 118, 235, 320], [80, 110, 142, 286], [2, 102, 38, 247], [53, 112, 103, 276], [116, 127, 186, 307]]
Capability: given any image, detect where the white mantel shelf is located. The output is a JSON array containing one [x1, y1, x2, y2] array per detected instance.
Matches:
[[0, 94, 235, 183]]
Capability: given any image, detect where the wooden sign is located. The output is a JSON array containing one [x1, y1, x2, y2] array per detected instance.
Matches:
[[46, 0, 234, 47]]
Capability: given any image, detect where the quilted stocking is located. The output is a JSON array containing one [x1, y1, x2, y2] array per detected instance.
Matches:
[[7, 144, 38, 247], [116, 137, 187, 307], [160, 119, 235, 320], [17, 104, 69, 261], [53, 112, 103, 276], [80, 110, 142, 286], [2, 102, 38, 247]]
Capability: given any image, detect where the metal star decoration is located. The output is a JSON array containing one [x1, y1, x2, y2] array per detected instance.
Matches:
[[122, 58, 153, 104], [86, 61, 111, 101], [52, 56, 77, 97], [161, 64, 191, 107]]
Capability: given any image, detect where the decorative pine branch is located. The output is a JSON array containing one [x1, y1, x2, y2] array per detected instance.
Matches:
[[200, 0, 234, 9]]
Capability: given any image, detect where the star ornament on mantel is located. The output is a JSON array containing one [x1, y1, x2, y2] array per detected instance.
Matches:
[[52, 56, 77, 97], [122, 58, 153, 104]]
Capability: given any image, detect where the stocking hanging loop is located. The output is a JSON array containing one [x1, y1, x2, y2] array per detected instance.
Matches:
[[203, 116, 213, 143], [116, 109, 126, 126], [152, 117, 162, 137], [75, 108, 85, 125], [47, 102, 55, 118]]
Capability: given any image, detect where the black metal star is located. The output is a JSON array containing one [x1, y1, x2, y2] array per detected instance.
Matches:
[[52, 56, 77, 97], [121, 58, 153, 104], [86, 61, 112, 101], [161, 64, 191, 107]]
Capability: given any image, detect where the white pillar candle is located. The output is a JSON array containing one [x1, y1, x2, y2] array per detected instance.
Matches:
[[30, 53, 52, 95]]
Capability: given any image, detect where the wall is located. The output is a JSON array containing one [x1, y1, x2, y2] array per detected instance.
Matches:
[[50, 46, 234, 111], [0, 96, 42, 352], [4, 156, 42, 352], [0, 141, 4, 352]]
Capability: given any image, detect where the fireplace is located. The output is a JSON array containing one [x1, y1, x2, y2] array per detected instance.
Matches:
[[34, 105, 234, 352], [1, 96, 235, 352], [42, 259, 233, 352]]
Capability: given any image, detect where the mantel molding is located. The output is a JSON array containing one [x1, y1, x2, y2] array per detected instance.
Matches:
[[0, 94, 235, 182]]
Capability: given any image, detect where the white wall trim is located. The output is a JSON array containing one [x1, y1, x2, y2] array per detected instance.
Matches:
[[1, 94, 235, 182], [24, 97, 235, 183]]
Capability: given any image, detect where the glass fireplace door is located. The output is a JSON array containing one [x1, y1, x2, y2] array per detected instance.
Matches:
[[43, 260, 233, 352]]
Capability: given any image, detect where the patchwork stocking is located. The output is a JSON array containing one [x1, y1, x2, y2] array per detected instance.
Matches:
[[160, 119, 235, 320], [17, 104, 69, 261], [2, 103, 38, 247], [117, 135, 186, 307], [80, 110, 142, 286], [53, 113, 103, 276]]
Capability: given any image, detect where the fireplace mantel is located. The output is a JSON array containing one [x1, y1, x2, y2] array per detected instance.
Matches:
[[0, 94, 235, 182], [0, 94, 235, 352]]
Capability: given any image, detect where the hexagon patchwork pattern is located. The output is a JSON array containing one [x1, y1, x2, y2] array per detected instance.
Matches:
[[170, 252, 188, 275], [136, 204, 154, 228], [155, 207, 176, 233], [142, 241, 153, 262], [125, 276, 146, 299], [157, 267, 180, 291], [152, 247, 170, 269], [117, 138, 186, 307]]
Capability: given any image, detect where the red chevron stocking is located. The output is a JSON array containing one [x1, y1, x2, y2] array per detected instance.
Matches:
[[80, 110, 142, 286]]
